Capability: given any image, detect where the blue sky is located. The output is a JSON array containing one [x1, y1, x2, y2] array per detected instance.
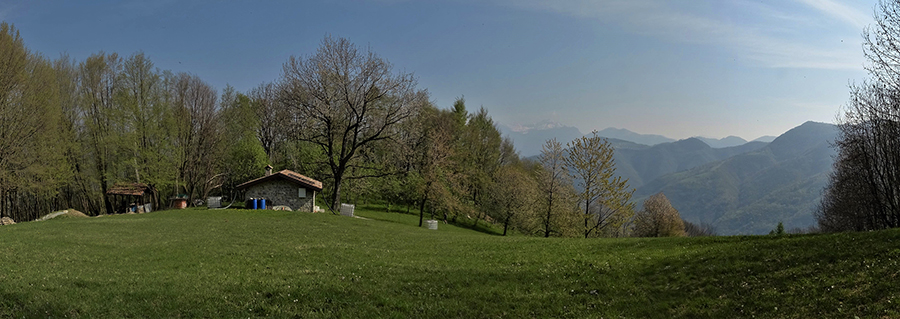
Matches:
[[1, 0, 875, 140]]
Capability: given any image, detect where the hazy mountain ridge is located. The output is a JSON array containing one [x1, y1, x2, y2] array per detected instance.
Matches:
[[634, 121, 838, 235], [693, 136, 748, 148], [501, 121, 770, 157], [613, 138, 768, 188], [596, 127, 675, 146], [752, 135, 778, 143]]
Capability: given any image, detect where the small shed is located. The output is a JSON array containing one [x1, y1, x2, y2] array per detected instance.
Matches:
[[106, 183, 153, 213], [235, 168, 323, 212]]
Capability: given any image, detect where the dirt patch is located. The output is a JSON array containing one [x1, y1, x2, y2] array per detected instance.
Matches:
[[38, 209, 90, 221], [66, 209, 88, 218]]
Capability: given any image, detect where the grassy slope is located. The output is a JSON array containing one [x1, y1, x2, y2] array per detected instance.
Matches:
[[1, 207, 898, 318]]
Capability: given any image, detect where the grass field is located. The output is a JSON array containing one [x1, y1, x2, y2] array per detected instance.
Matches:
[[1, 207, 898, 318]]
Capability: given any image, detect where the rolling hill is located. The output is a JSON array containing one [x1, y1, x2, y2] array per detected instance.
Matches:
[[635, 121, 839, 235]]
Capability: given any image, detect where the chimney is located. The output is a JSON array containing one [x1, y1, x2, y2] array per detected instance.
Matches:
[[265, 165, 273, 176]]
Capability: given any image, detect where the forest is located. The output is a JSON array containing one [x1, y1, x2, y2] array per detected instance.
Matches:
[[2, 22, 693, 238]]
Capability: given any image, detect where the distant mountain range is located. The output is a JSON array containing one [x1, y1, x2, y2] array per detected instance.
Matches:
[[505, 120, 837, 236], [635, 121, 838, 235], [500, 122, 776, 157]]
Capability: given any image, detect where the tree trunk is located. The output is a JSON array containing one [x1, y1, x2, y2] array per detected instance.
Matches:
[[584, 198, 591, 238], [544, 194, 553, 238], [331, 164, 345, 213], [418, 194, 427, 227], [503, 214, 510, 236]]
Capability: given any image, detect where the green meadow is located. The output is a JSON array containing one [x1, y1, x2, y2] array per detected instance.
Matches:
[[1, 207, 898, 318]]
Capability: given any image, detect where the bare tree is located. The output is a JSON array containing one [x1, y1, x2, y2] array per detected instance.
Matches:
[[818, 1, 900, 231], [248, 82, 288, 162], [279, 36, 428, 210]]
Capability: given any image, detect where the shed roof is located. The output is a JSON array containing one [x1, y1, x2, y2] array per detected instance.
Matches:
[[107, 183, 151, 196], [236, 170, 323, 191]]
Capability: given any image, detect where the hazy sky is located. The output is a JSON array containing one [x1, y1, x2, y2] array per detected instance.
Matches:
[[1, 0, 876, 140]]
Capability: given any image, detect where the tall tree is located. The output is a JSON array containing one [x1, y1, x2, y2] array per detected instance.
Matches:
[[565, 131, 635, 238], [248, 82, 288, 163], [77, 52, 122, 215], [537, 138, 574, 237], [818, 0, 900, 231], [414, 105, 461, 226], [171, 72, 220, 203], [0, 22, 67, 221], [278, 36, 428, 210], [218, 87, 268, 196], [458, 107, 503, 225], [119, 52, 173, 208]]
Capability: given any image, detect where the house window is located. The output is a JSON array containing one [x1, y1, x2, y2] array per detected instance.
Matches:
[[299, 188, 307, 198]]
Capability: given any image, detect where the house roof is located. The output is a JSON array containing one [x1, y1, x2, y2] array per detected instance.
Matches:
[[236, 169, 323, 191], [107, 183, 151, 196]]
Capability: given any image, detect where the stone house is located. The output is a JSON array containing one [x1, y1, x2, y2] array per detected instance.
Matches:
[[236, 166, 323, 212]]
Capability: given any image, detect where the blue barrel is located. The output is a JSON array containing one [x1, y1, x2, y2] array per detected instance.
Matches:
[[260, 198, 267, 210], [250, 198, 258, 210]]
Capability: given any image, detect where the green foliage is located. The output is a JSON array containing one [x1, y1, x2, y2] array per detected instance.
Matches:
[[770, 221, 786, 236], [2, 209, 900, 317], [566, 131, 636, 238], [634, 193, 685, 237]]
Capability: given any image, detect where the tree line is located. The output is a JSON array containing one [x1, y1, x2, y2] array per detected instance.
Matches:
[[1, 23, 701, 238]]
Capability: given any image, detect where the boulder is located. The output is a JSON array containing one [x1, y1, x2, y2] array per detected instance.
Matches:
[[0, 217, 15, 225]]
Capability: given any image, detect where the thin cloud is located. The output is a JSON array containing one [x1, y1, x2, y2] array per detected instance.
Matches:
[[495, 0, 866, 70], [795, 0, 870, 29]]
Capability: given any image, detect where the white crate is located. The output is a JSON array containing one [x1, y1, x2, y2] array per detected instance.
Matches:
[[207, 196, 222, 209], [340, 203, 355, 217]]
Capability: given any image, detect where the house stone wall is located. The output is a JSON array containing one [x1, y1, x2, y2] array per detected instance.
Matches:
[[245, 179, 315, 212]]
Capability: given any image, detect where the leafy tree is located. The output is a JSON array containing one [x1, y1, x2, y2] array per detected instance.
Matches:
[[278, 36, 428, 210], [536, 138, 577, 237], [486, 165, 538, 236], [458, 106, 504, 225], [170, 72, 221, 203], [218, 87, 268, 197], [0, 22, 68, 221], [633, 193, 685, 237], [412, 104, 462, 226], [565, 131, 635, 238], [76, 52, 123, 215]]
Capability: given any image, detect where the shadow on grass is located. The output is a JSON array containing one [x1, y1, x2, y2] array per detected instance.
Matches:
[[358, 204, 504, 236]]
